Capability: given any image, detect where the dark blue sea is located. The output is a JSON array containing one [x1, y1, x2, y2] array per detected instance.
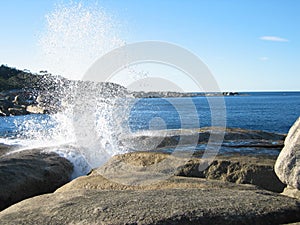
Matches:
[[0, 92, 299, 138], [129, 92, 300, 134]]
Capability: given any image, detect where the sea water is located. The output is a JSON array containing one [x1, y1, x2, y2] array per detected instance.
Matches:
[[1, 92, 299, 139], [129, 92, 300, 134]]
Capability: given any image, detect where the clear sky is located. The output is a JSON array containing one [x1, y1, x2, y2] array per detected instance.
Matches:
[[0, 0, 299, 91]]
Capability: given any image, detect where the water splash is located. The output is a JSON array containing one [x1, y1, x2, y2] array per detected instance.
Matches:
[[38, 1, 125, 80], [6, 2, 131, 178]]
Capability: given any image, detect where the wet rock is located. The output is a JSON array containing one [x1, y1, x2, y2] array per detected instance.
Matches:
[[0, 108, 8, 116], [0, 149, 73, 211], [12, 94, 34, 106], [0, 99, 13, 116], [36, 94, 54, 107], [7, 106, 28, 116], [275, 117, 300, 197], [0, 144, 16, 157]]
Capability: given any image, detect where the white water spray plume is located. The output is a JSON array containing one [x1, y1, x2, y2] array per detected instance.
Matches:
[[6, 2, 130, 178], [38, 1, 125, 80]]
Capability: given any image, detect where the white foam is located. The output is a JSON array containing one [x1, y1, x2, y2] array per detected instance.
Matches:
[[46, 147, 92, 179]]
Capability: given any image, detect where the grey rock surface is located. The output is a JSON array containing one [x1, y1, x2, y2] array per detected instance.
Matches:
[[275, 117, 300, 190], [0, 188, 299, 225], [0, 149, 73, 210]]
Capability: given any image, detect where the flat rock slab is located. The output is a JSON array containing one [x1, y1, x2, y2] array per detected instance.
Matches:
[[0, 188, 299, 225], [121, 127, 285, 152], [56, 175, 259, 192]]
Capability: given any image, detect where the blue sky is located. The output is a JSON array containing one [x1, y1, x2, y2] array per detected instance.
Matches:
[[0, 0, 299, 91]]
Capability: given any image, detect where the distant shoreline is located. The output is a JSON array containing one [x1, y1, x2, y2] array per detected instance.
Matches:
[[1, 65, 299, 116]]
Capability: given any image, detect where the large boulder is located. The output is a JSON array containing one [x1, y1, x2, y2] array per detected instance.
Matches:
[[275, 117, 300, 198], [0, 176, 299, 224], [0, 149, 73, 210], [72, 152, 285, 192]]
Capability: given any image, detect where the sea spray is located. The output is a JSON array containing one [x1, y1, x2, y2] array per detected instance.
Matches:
[[36, 1, 130, 174], [71, 81, 132, 168], [38, 1, 125, 79], [6, 2, 132, 178]]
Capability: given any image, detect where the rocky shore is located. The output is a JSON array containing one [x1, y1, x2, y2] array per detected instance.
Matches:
[[0, 150, 299, 224], [0, 118, 299, 224], [0, 65, 241, 116], [132, 91, 239, 98], [0, 65, 129, 116]]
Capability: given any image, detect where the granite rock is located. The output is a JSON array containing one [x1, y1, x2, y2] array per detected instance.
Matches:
[[0, 149, 73, 210], [275, 117, 300, 192], [0, 187, 299, 224]]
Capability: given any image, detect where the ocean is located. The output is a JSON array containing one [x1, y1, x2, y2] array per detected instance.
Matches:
[[129, 92, 300, 134], [1, 92, 299, 138], [0, 91, 299, 178]]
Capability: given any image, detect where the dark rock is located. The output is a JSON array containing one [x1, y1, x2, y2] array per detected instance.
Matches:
[[0, 99, 14, 116], [0, 144, 16, 157], [0, 149, 73, 211], [12, 93, 34, 106], [121, 128, 285, 151], [223, 92, 239, 96], [7, 106, 28, 116], [0, 64, 131, 116], [0, 109, 7, 116]]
